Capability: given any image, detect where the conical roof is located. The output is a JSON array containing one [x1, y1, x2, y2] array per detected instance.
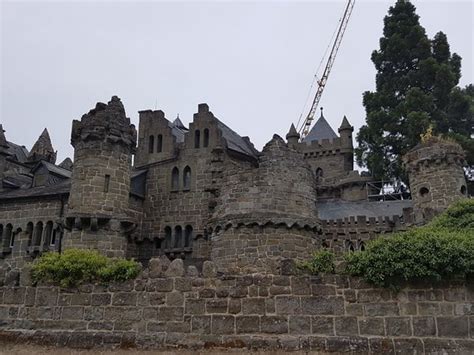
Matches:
[[339, 115, 352, 130], [303, 109, 338, 143], [286, 123, 300, 140]]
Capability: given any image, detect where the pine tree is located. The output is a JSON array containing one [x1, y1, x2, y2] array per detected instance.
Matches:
[[356, 0, 473, 182]]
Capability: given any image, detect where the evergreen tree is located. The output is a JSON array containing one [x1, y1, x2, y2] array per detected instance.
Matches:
[[356, 0, 473, 182]]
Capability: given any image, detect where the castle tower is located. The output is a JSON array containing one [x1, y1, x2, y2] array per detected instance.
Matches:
[[27, 128, 56, 165], [286, 123, 300, 148], [404, 137, 468, 223], [338, 116, 354, 171], [64, 96, 137, 257], [210, 135, 320, 274]]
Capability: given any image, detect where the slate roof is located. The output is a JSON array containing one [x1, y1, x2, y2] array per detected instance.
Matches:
[[6, 141, 29, 163], [318, 199, 413, 220], [303, 112, 338, 143], [216, 119, 258, 158], [168, 121, 186, 143], [0, 179, 71, 200], [2, 174, 32, 189], [32, 161, 72, 178]]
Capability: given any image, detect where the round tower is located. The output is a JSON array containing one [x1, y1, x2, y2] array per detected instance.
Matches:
[[210, 135, 320, 274], [64, 96, 137, 257], [404, 137, 467, 223]]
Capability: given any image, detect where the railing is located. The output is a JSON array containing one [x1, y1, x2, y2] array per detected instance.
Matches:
[[365, 181, 411, 201]]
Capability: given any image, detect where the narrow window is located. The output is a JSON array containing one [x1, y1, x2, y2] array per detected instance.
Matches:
[[345, 240, 354, 252], [171, 167, 179, 190], [3, 224, 12, 249], [26, 222, 33, 247], [43, 221, 53, 246], [0, 224, 3, 247], [33, 222, 43, 246], [164, 226, 172, 250], [203, 128, 209, 148], [51, 230, 57, 246], [316, 168, 323, 178], [359, 241, 365, 251], [183, 166, 191, 190], [184, 225, 193, 248], [174, 226, 183, 249], [157, 134, 163, 153], [194, 130, 200, 148], [149, 135, 155, 153], [461, 185, 467, 195], [104, 174, 110, 193]]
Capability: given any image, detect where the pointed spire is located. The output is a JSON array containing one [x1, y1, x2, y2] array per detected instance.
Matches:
[[28, 128, 56, 164], [0, 124, 8, 149], [59, 157, 73, 171], [338, 115, 353, 133], [286, 123, 300, 140], [303, 108, 338, 142]]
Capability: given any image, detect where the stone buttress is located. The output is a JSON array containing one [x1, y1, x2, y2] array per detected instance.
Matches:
[[63, 96, 137, 257]]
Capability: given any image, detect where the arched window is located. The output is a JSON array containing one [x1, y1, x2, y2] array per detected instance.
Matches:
[[3, 224, 13, 249], [43, 221, 53, 247], [149, 135, 155, 153], [26, 222, 34, 247], [316, 168, 323, 178], [157, 134, 163, 153], [203, 128, 209, 148], [33, 222, 43, 247], [419, 187, 429, 197], [174, 226, 183, 249], [183, 166, 191, 190], [184, 225, 193, 248], [345, 240, 354, 252], [164, 226, 172, 250], [171, 167, 179, 190], [194, 130, 200, 148], [359, 241, 366, 251], [461, 185, 467, 195]]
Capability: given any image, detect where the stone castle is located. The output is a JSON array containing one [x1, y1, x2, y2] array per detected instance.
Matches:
[[0, 96, 472, 353], [0, 96, 468, 275]]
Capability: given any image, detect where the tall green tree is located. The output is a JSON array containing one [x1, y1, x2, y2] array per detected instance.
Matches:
[[356, 0, 473, 182]]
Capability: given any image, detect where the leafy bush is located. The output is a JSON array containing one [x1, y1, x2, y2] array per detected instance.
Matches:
[[345, 199, 474, 288], [31, 249, 141, 287], [298, 250, 335, 274]]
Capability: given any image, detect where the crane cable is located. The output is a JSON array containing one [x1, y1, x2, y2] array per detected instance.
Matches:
[[297, 0, 355, 139]]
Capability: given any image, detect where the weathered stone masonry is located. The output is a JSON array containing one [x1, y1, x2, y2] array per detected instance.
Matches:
[[0, 260, 473, 353]]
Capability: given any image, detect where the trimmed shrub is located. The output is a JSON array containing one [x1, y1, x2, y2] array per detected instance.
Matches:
[[31, 249, 141, 287], [345, 199, 474, 288], [298, 249, 335, 274]]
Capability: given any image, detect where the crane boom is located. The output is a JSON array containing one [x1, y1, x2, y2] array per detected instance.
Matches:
[[298, 0, 355, 139]]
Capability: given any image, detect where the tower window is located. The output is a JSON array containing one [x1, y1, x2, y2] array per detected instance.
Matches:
[[164, 226, 172, 250], [174, 226, 183, 249], [203, 128, 209, 148], [419, 187, 430, 197], [316, 168, 323, 178], [148, 135, 155, 153], [183, 166, 191, 190], [184, 225, 193, 248], [4, 224, 13, 248], [104, 175, 110, 193], [461, 185, 467, 195], [157, 134, 163, 153], [171, 167, 179, 191], [194, 130, 201, 148]]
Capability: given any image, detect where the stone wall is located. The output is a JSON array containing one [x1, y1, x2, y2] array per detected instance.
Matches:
[[0, 260, 472, 353]]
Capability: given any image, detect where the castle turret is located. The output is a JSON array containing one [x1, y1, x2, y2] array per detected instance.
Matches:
[[286, 123, 300, 148], [64, 96, 137, 257], [338, 116, 353, 148], [404, 137, 468, 223], [27, 128, 56, 164]]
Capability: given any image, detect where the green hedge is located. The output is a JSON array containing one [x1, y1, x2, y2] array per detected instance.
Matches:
[[345, 199, 474, 288], [31, 249, 141, 287]]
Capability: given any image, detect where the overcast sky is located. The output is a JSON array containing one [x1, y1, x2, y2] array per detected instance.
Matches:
[[1, 0, 472, 164]]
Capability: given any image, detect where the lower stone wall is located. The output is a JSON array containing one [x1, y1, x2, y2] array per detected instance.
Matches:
[[0, 261, 473, 353]]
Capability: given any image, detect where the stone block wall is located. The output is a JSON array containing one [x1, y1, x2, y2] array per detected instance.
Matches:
[[0, 262, 473, 353]]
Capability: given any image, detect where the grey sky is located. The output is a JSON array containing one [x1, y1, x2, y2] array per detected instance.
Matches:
[[1, 0, 473, 164]]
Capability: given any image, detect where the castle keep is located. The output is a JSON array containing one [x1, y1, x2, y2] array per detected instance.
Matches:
[[0, 96, 468, 274]]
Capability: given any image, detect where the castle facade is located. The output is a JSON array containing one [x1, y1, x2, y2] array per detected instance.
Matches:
[[0, 96, 468, 276]]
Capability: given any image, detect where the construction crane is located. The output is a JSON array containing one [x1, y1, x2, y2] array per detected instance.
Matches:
[[298, 0, 356, 139]]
